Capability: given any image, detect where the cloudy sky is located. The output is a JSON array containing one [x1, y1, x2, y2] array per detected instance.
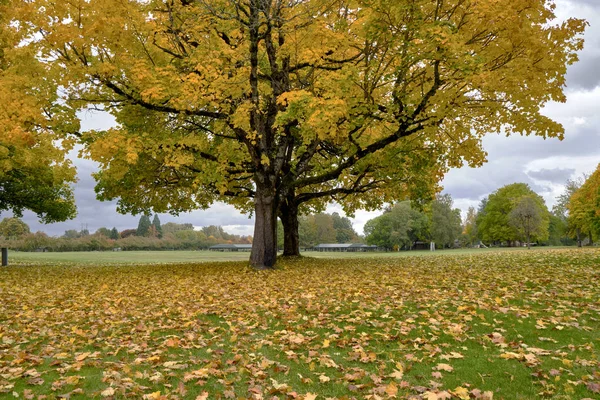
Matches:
[[14, 0, 600, 237]]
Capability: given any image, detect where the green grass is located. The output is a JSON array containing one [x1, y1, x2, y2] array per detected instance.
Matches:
[[5, 245, 573, 265], [0, 248, 599, 399]]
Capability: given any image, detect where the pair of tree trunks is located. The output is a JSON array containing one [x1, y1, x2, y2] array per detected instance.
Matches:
[[250, 186, 301, 268]]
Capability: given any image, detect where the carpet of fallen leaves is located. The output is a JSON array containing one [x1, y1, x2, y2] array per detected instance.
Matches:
[[1, 248, 599, 400]]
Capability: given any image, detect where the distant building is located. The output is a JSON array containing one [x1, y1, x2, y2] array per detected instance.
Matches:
[[312, 243, 378, 252], [208, 244, 253, 252]]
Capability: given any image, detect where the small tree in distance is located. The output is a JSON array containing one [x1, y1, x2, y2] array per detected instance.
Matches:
[[152, 215, 163, 239], [509, 197, 543, 249], [136, 215, 151, 237], [109, 227, 120, 240]]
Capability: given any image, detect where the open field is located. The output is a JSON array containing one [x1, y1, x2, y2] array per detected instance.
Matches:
[[1, 248, 599, 399], [5, 246, 575, 265]]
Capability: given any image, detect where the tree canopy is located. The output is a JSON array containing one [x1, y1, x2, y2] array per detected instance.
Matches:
[[0, 217, 30, 239], [509, 196, 544, 249], [14, 0, 586, 266], [430, 194, 462, 248], [0, 0, 77, 223], [568, 164, 600, 243], [477, 183, 550, 245], [364, 201, 429, 250]]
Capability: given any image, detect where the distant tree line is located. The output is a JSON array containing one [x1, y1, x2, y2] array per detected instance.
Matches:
[[0, 215, 252, 252], [364, 167, 600, 250], [277, 212, 361, 249]]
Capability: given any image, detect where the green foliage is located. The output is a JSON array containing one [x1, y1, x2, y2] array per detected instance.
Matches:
[[152, 214, 163, 238], [364, 201, 429, 250], [430, 194, 462, 249], [508, 196, 545, 248], [477, 183, 550, 245], [109, 227, 120, 240], [95, 227, 112, 238], [0, 217, 30, 239], [136, 215, 152, 237], [462, 207, 478, 246], [297, 213, 360, 247]]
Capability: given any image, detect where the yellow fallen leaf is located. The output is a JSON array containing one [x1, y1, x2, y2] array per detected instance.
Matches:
[[101, 387, 115, 397], [75, 352, 91, 362], [195, 392, 209, 400], [385, 381, 398, 397], [436, 363, 454, 372], [389, 369, 404, 380], [453, 386, 470, 400], [304, 393, 317, 400], [322, 339, 330, 348]]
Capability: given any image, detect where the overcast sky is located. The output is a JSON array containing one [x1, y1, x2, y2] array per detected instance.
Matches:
[[13, 0, 600, 238]]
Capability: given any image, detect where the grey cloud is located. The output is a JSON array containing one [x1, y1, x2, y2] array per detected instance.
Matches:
[[444, 155, 556, 203], [566, 53, 600, 91], [527, 168, 576, 183]]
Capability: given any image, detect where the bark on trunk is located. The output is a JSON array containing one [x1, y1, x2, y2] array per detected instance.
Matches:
[[589, 231, 594, 246], [250, 187, 278, 269], [576, 229, 582, 247], [280, 198, 300, 257]]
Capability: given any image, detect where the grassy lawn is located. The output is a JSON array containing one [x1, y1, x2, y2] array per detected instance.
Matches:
[[5, 246, 573, 265], [0, 248, 599, 399]]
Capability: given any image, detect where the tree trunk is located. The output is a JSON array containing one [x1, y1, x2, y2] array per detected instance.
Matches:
[[576, 228, 582, 247], [280, 196, 300, 257], [589, 231, 594, 246], [250, 186, 278, 269], [526, 231, 530, 249]]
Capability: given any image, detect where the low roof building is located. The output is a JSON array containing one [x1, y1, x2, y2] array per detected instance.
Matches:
[[209, 244, 253, 251], [312, 243, 378, 252]]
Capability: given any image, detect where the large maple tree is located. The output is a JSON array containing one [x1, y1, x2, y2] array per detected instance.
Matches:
[[17, 0, 585, 267]]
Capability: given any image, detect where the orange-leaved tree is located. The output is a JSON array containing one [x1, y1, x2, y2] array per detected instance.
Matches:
[[15, 0, 585, 267], [0, 0, 77, 223], [568, 164, 600, 245]]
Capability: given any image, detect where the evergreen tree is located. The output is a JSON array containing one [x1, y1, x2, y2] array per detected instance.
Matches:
[[136, 215, 151, 237], [109, 227, 120, 240], [152, 214, 163, 238]]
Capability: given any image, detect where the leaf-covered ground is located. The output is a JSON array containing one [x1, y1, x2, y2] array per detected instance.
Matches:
[[1, 249, 599, 399]]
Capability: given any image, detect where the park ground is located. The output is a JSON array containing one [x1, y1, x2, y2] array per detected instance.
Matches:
[[0, 248, 599, 399]]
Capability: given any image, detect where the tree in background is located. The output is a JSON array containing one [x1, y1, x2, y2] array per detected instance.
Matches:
[[162, 223, 194, 236], [0, 1, 77, 224], [109, 227, 120, 240], [136, 215, 152, 237], [331, 213, 357, 244], [152, 215, 163, 239], [294, 213, 360, 248], [554, 177, 585, 246], [462, 207, 479, 247], [364, 201, 429, 250], [17, 0, 585, 267], [509, 196, 544, 249], [0, 217, 30, 239], [430, 194, 462, 249], [477, 183, 550, 246], [568, 164, 600, 245], [95, 227, 112, 238]]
